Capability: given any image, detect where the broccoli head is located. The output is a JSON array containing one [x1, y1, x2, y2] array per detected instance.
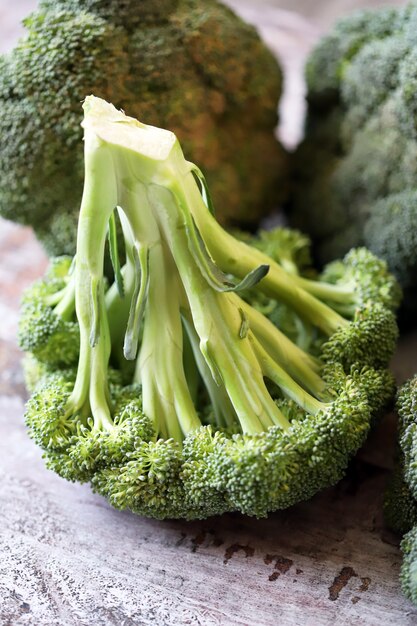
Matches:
[[401, 525, 417, 604], [21, 97, 399, 520], [384, 375, 417, 606], [292, 2, 417, 318], [0, 0, 287, 256]]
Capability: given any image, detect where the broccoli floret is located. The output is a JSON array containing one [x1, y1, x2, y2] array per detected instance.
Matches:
[[305, 7, 396, 107], [248, 228, 312, 277], [0, 0, 287, 256], [364, 191, 417, 310], [384, 455, 417, 536], [18, 257, 79, 367], [22, 97, 399, 520], [292, 3, 417, 316], [384, 375, 417, 606], [401, 525, 417, 604]]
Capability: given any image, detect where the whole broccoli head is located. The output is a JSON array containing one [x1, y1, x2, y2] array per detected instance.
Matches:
[[0, 0, 287, 256], [21, 96, 399, 520], [292, 2, 417, 319]]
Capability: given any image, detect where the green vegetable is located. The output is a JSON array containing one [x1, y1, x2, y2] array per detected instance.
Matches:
[[401, 525, 417, 605], [291, 2, 417, 317], [385, 379, 417, 604], [384, 454, 417, 536], [0, 0, 287, 257], [22, 96, 399, 520]]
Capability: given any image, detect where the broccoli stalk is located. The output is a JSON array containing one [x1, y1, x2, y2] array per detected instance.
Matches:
[[23, 96, 399, 520]]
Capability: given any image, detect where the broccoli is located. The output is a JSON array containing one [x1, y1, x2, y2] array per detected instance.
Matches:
[[22, 96, 399, 520], [291, 2, 417, 318], [0, 0, 287, 257], [384, 454, 417, 536], [401, 526, 417, 605], [384, 377, 417, 605]]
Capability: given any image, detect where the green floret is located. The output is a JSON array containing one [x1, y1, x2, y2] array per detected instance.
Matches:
[[384, 456, 417, 535], [305, 7, 396, 105], [25, 371, 77, 451], [292, 3, 417, 315], [18, 257, 79, 367], [364, 190, 417, 309], [207, 368, 371, 517], [22, 97, 398, 520], [0, 0, 286, 256], [387, 374, 417, 606], [21, 354, 53, 393], [248, 227, 312, 276], [397, 378, 417, 502], [400, 525, 417, 604], [321, 304, 398, 371]]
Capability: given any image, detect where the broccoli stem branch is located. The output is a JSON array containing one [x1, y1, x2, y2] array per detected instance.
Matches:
[[151, 184, 289, 434], [54, 277, 76, 321], [66, 133, 117, 430], [120, 184, 201, 440], [173, 172, 348, 335], [182, 315, 237, 429], [251, 335, 325, 416]]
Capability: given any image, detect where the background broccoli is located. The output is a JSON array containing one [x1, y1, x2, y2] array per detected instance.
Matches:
[[0, 0, 288, 256], [291, 2, 417, 318], [384, 379, 417, 606]]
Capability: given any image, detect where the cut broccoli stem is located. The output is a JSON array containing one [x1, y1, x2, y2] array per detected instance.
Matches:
[[105, 209, 138, 355], [251, 335, 326, 416], [293, 276, 356, 303], [106, 261, 135, 356], [65, 129, 117, 431], [182, 315, 238, 430], [117, 184, 201, 441], [107, 209, 124, 298], [238, 298, 327, 399], [133, 237, 201, 440], [279, 257, 300, 276], [54, 276, 76, 320], [148, 184, 289, 434], [181, 319, 201, 406], [171, 176, 348, 335]]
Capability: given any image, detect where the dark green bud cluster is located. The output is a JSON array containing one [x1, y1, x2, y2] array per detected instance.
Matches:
[[400, 525, 417, 605], [321, 304, 398, 371], [18, 257, 79, 367], [0, 0, 287, 255], [384, 376, 417, 605], [292, 2, 417, 318]]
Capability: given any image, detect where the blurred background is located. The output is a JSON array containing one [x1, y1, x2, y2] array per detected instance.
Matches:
[[0, 0, 408, 148]]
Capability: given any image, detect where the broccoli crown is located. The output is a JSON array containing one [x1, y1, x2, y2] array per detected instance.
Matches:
[[386, 376, 417, 606], [401, 525, 417, 604], [364, 191, 417, 291], [292, 1, 417, 316], [0, 0, 287, 256], [18, 257, 79, 367], [384, 455, 417, 536], [21, 97, 399, 520]]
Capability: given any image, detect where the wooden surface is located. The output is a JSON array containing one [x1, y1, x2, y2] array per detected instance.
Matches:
[[1, 2, 417, 625]]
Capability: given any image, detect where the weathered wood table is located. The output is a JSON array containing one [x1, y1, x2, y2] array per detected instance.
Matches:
[[1, 1, 417, 623]]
